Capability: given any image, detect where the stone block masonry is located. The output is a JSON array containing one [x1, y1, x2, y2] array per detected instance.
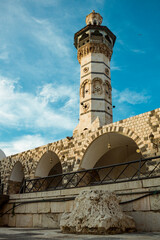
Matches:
[[1, 178, 160, 231], [0, 108, 160, 194]]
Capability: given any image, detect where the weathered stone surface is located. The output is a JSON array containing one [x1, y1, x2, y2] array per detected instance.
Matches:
[[60, 190, 136, 234], [42, 213, 59, 228]]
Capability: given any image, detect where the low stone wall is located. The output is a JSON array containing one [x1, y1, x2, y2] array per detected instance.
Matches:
[[0, 178, 160, 232]]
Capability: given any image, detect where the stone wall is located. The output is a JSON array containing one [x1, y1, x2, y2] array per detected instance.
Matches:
[[0, 108, 160, 193], [0, 177, 160, 232]]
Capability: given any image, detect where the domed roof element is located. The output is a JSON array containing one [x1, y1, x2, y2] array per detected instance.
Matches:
[[86, 10, 103, 26], [0, 149, 6, 160]]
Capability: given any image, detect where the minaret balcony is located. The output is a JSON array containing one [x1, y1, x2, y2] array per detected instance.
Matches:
[[78, 36, 112, 50]]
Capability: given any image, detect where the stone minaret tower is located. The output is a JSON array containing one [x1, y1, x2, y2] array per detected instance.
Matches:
[[74, 11, 116, 135]]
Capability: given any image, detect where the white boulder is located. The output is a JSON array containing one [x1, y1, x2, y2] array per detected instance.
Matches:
[[60, 190, 136, 234]]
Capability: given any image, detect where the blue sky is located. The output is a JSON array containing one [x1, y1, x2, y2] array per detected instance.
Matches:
[[0, 0, 159, 156]]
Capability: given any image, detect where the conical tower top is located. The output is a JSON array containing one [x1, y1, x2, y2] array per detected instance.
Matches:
[[86, 10, 103, 26]]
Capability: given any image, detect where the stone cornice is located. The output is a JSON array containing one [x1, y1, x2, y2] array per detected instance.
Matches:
[[77, 42, 112, 64], [74, 25, 116, 48]]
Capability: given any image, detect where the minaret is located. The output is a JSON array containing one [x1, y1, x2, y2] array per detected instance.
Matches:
[[74, 11, 116, 134]]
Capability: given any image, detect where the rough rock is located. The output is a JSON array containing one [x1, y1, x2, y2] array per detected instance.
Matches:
[[60, 190, 136, 234]]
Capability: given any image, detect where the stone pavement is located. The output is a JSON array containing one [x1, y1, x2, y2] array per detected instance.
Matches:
[[0, 228, 160, 240]]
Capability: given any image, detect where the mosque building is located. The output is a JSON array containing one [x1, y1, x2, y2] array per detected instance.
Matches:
[[0, 11, 160, 231]]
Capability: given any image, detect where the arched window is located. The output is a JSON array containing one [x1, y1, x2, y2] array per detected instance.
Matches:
[[80, 79, 91, 98], [79, 32, 89, 41], [105, 80, 112, 99], [105, 35, 112, 44], [91, 30, 103, 37], [92, 77, 103, 95]]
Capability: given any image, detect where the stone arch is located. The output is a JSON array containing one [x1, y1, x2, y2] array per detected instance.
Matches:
[[34, 150, 62, 190], [80, 132, 142, 169], [24, 142, 64, 177], [8, 161, 24, 194], [79, 131, 146, 181], [104, 80, 112, 99], [92, 77, 103, 95], [35, 150, 62, 178], [81, 126, 148, 158], [91, 30, 103, 37], [80, 79, 91, 98], [79, 32, 89, 41], [105, 34, 112, 44]]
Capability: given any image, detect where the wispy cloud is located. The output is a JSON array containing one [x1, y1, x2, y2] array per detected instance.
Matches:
[[0, 134, 49, 156], [32, 17, 71, 58], [131, 49, 145, 54], [0, 1, 74, 81], [0, 75, 78, 131], [111, 65, 121, 71], [0, 45, 9, 61], [110, 61, 122, 71], [113, 88, 150, 105], [112, 88, 150, 122], [95, 0, 104, 4]]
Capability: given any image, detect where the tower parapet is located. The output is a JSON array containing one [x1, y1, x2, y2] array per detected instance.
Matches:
[[74, 11, 116, 135]]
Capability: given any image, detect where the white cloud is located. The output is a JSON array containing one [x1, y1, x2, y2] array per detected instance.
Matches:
[[32, 17, 71, 58], [110, 61, 122, 71], [111, 65, 121, 71], [131, 49, 145, 54], [0, 2, 72, 68], [113, 88, 150, 105], [0, 134, 49, 156], [38, 83, 77, 104], [0, 75, 78, 131]]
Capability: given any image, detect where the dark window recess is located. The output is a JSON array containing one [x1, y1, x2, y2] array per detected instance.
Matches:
[[79, 32, 89, 41], [91, 30, 103, 37], [105, 35, 112, 43]]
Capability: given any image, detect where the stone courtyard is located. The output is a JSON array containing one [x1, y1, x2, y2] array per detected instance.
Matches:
[[0, 228, 160, 240]]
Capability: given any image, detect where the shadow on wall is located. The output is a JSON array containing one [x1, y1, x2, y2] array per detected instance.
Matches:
[[80, 132, 145, 182], [8, 161, 24, 194], [33, 151, 62, 191]]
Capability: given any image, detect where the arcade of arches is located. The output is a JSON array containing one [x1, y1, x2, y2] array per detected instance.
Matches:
[[1, 107, 160, 194], [8, 151, 62, 194], [7, 132, 145, 193]]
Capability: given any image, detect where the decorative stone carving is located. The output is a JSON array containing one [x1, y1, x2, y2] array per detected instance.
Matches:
[[86, 10, 103, 26], [78, 43, 112, 64], [83, 67, 89, 73], [92, 77, 103, 95], [105, 67, 109, 76], [81, 102, 90, 112], [105, 80, 112, 99], [80, 79, 91, 98], [60, 190, 136, 234]]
